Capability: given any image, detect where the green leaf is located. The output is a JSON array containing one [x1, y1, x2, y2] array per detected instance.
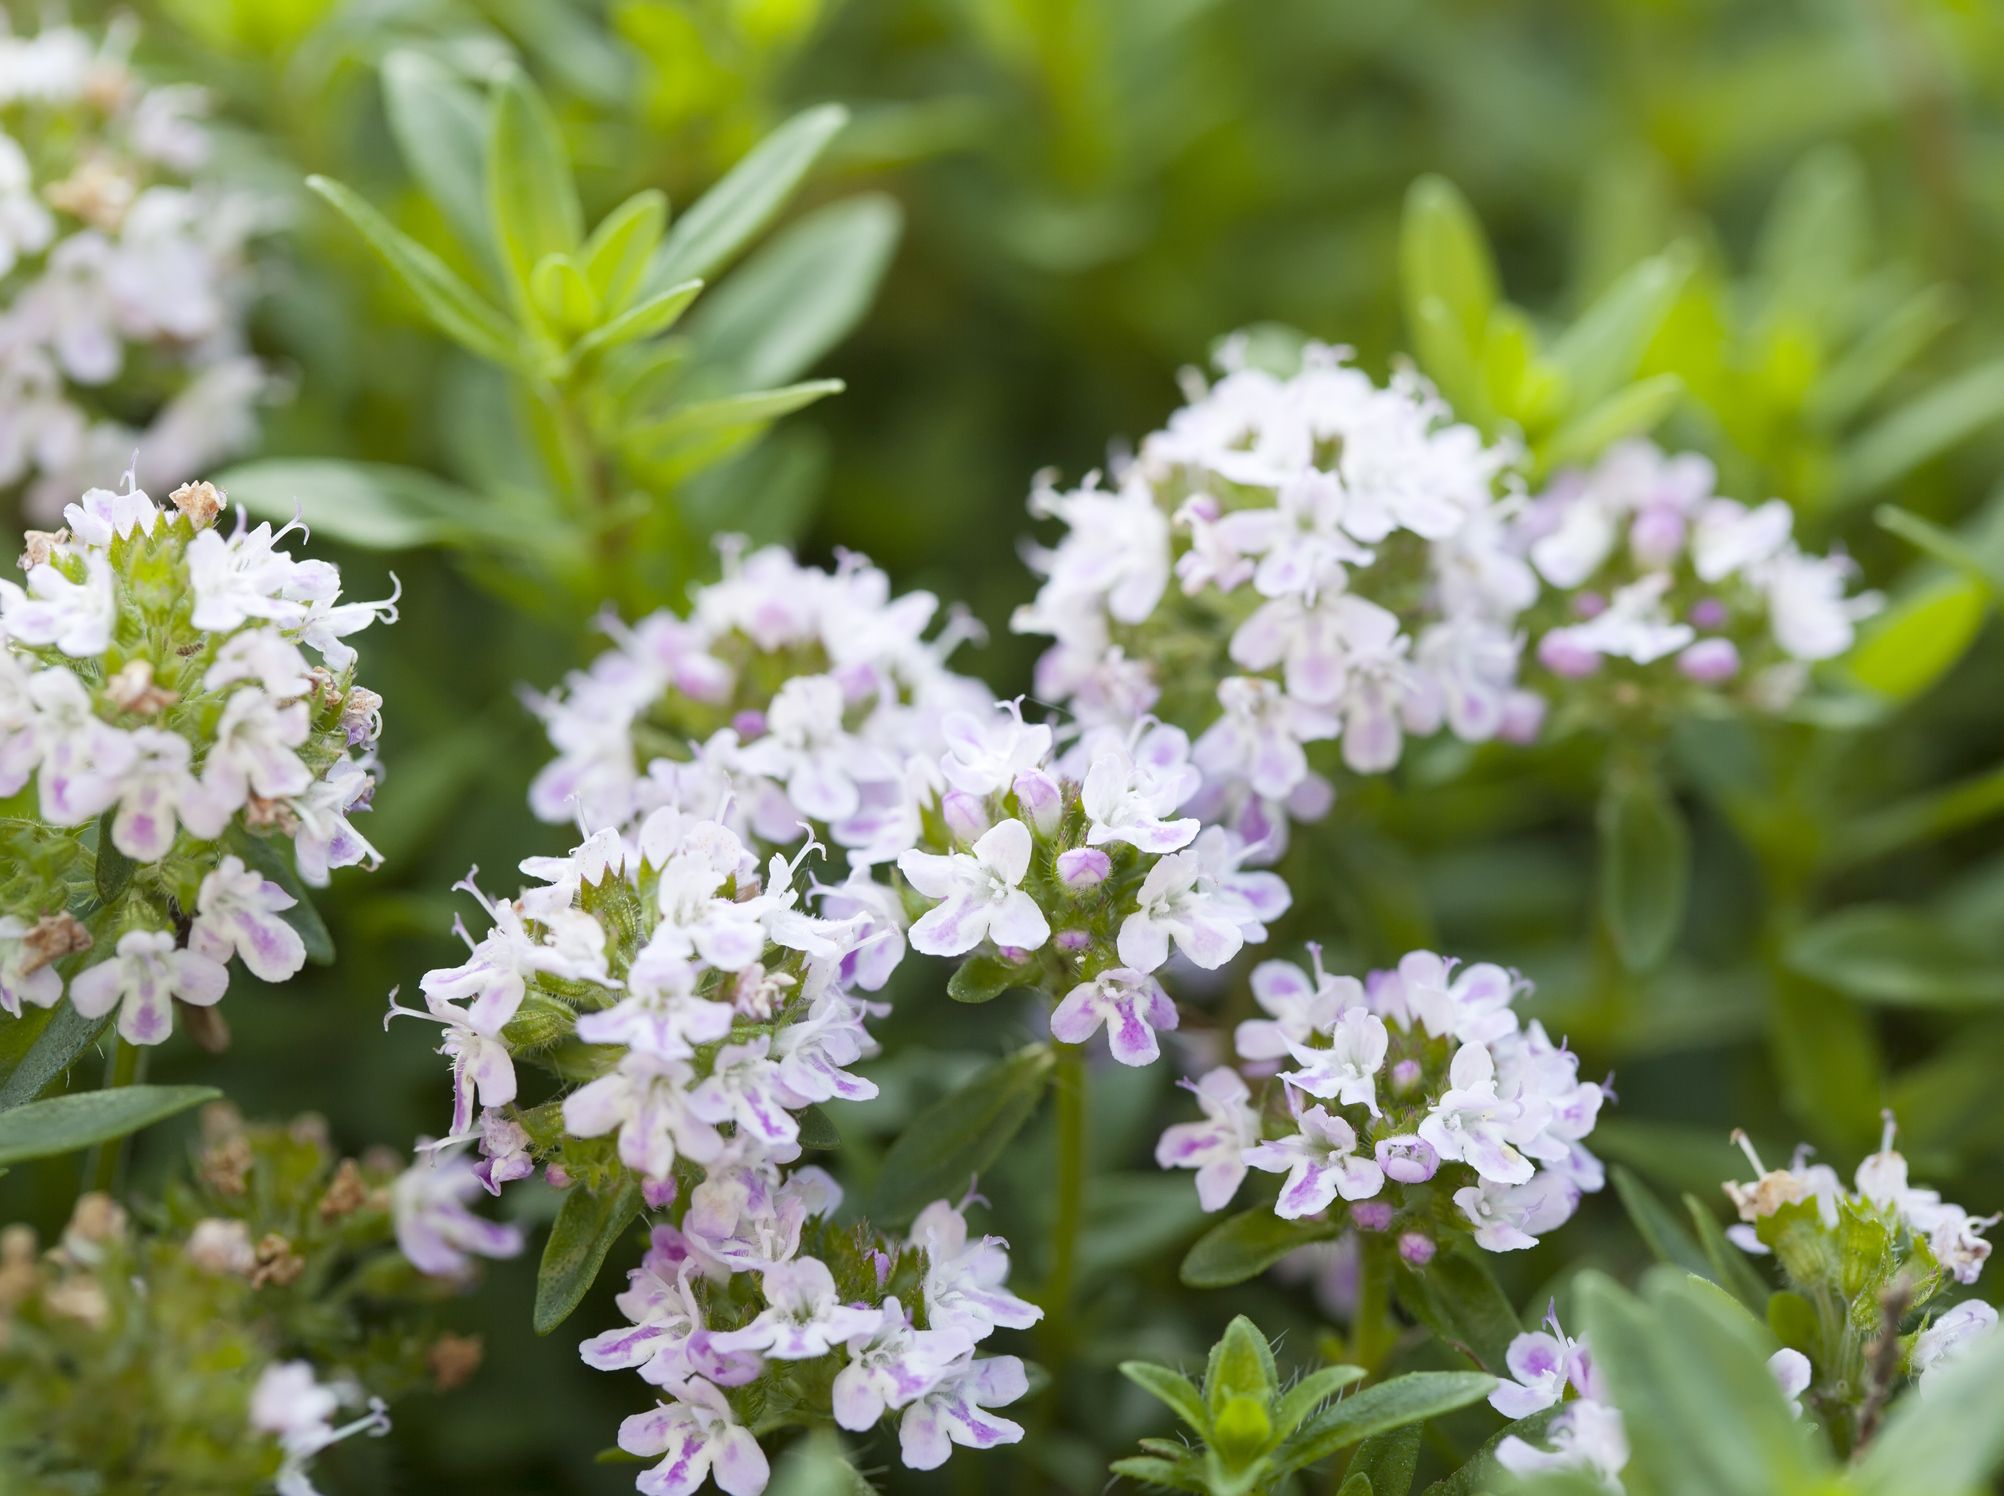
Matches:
[[0, 1005, 110, 1110], [1808, 285, 1958, 429], [689, 194, 902, 392], [226, 826, 334, 967], [946, 953, 1032, 1005], [647, 104, 849, 293], [1597, 765, 1688, 970], [763, 1430, 878, 1496], [1400, 176, 1498, 348], [486, 69, 583, 317], [1391, 1248, 1521, 1374], [580, 190, 668, 315], [1683, 1192, 1774, 1313], [1277, 1365, 1369, 1440], [1109, 1455, 1208, 1493], [1273, 1373, 1495, 1477], [1121, 1361, 1209, 1433], [867, 1043, 1054, 1225], [1337, 1477, 1372, 1496], [1786, 905, 2004, 1009], [1611, 1165, 1711, 1277], [307, 175, 521, 367], [1179, 1208, 1340, 1289], [626, 380, 844, 483], [531, 253, 599, 332], [211, 458, 489, 551], [0, 1084, 219, 1166], [93, 811, 133, 904], [1342, 1424, 1421, 1496], [1875, 505, 2004, 597], [1537, 373, 1683, 473], [533, 1178, 643, 1335], [1838, 358, 2004, 505], [574, 279, 704, 360], [1845, 575, 1989, 701], [1419, 1406, 1562, 1496], [1408, 295, 1485, 425], [795, 1103, 839, 1150], [380, 49, 492, 260], [1547, 248, 1690, 413], [1205, 1316, 1280, 1415], [1852, 1321, 2004, 1496]]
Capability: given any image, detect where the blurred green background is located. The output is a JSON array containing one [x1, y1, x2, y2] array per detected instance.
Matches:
[[6, 0, 2004, 1490]]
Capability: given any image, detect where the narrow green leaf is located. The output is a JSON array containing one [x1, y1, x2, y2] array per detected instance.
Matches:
[[1109, 1455, 1208, 1493], [1597, 766, 1688, 970], [380, 49, 492, 259], [227, 827, 334, 966], [575, 279, 704, 360], [0, 1005, 111, 1110], [1611, 1165, 1711, 1277], [1273, 1373, 1496, 1476], [1342, 1424, 1421, 1496], [647, 104, 849, 292], [1391, 1248, 1521, 1374], [307, 175, 521, 366], [1179, 1208, 1340, 1289], [1786, 905, 2004, 1009], [1205, 1316, 1280, 1415], [1400, 175, 1498, 347], [688, 195, 902, 391], [626, 379, 843, 451], [1846, 575, 1989, 701], [487, 69, 583, 317], [1120, 1361, 1209, 1433], [1408, 295, 1485, 426], [867, 1043, 1055, 1225], [946, 954, 1031, 1005], [1875, 505, 2004, 596], [0, 1084, 219, 1166], [1808, 285, 1958, 429], [1537, 373, 1683, 473], [1839, 358, 2004, 505], [1419, 1406, 1562, 1496], [533, 1178, 643, 1335], [1547, 248, 1690, 413], [794, 1103, 839, 1150], [1278, 1365, 1369, 1441], [93, 811, 133, 904], [580, 190, 668, 315], [1683, 1192, 1774, 1313], [211, 458, 488, 551], [531, 253, 599, 332], [763, 1430, 878, 1496], [1336, 1476, 1372, 1496]]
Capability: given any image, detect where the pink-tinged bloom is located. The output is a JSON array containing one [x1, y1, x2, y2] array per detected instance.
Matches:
[[910, 1199, 1043, 1339], [813, 867, 907, 990], [1235, 951, 1360, 1065], [1453, 1172, 1578, 1252], [67, 928, 226, 1045], [770, 988, 880, 1106], [1156, 1068, 1261, 1211], [1050, 966, 1178, 1066], [472, 1111, 534, 1195], [1379, 950, 1523, 1044], [0, 916, 65, 1018], [28, 668, 135, 824], [201, 688, 312, 804], [289, 760, 381, 887], [1677, 637, 1740, 683], [619, 1378, 769, 1496], [1055, 846, 1110, 889], [1194, 676, 1340, 801], [1080, 724, 1200, 854], [1418, 1043, 1534, 1185], [563, 1052, 725, 1185], [711, 1256, 879, 1360], [391, 1146, 524, 1277], [938, 700, 1053, 797], [1490, 1308, 1598, 1420], [190, 854, 306, 983], [688, 1037, 800, 1151], [897, 819, 1049, 958], [1282, 1005, 1389, 1115], [249, 1360, 390, 1496], [1245, 1103, 1386, 1218], [898, 1353, 1028, 1471], [832, 1298, 971, 1430], [581, 1231, 759, 1387], [107, 726, 205, 860], [1374, 1134, 1439, 1184]]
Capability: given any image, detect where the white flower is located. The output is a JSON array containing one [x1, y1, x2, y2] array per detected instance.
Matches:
[[391, 1146, 524, 1277], [1156, 1067, 1262, 1212], [898, 1353, 1029, 1471], [832, 1298, 970, 1430], [1768, 1347, 1811, 1415], [1193, 676, 1339, 801], [1496, 1396, 1628, 1489], [1080, 723, 1200, 853], [897, 819, 1049, 958], [1117, 850, 1248, 973], [1281, 1005, 1388, 1116], [107, 727, 209, 860], [1418, 1042, 1534, 1185], [190, 854, 306, 983], [26, 667, 135, 824], [1490, 1312, 1597, 1419], [67, 928, 227, 1045], [249, 1361, 390, 1496], [1234, 952, 1360, 1065], [618, 1378, 770, 1496], [562, 1050, 725, 1185], [0, 551, 115, 655], [1050, 966, 1177, 1066], [735, 673, 890, 822], [1912, 1300, 1997, 1384], [1246, 1102, 1385, 1218], [937, 699, 1053, 797], [0, 915, 65, 1018], [910, 1199, 1044, 1340], [1453, 1172, 1578, 1252], [711, 1256, 879, 1360], [201, 688, 311, 805]]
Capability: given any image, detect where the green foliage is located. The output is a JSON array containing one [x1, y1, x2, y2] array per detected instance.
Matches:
[[0, 1085, 218, 1167]]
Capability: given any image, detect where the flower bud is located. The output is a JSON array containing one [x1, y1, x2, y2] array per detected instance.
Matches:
[[1688, 597, 1729, 629], [544, 1164, 573, 1190], [1375, 1134, 1439, 1184], [1496, 689, 1547, 746], [731, 709, 768, 738], [1629, 505, 1686, 568], [642, 1176, 677, 1210], [1572, 591, 1608, 619], [1012, 769, 1063, 834], [1056, 846, 1110, 890], [1397, 1231, 1436, 1266], [940, 789, 990, 844], [1055, 928, 1092, 953], [1676, 637, 1740, 684], [1351, 1201, 1393, 1232], [1538, 630, 1601, 679], [1390, 1058, 1424, 1097]]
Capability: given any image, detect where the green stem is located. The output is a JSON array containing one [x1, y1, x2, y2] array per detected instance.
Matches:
[[1352, 1234, 1398, 1376], [1042, 1043, 1090, 1365], [82, 1038, 145, 1198]]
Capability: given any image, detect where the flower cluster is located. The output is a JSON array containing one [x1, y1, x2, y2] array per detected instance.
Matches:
[[528, 539, 987, 842], [1514, 441, 1880, 717], [1012, 343, 1541, 854], [1488, 1308, 1630, 1490], [1157, 947, 1604, 1256], [901, 700, 1292, 1068], [0, 481, 391, 1044], [400, 807, 1037, 1494], [0, 1110, 486, 1496], [1720, 1117, 1997, 1442], [0, 19, 268, 517]]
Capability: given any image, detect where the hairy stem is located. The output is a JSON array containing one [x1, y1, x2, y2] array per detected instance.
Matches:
[[1352, 1233, 1399, 1375], [81, 1038, 145, 1198], [1043, 1043, 1090, 1367]]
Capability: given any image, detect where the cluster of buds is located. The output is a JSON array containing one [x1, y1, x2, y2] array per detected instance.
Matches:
[[1, 1110, 487, 1494], [1515, 441, 1880, 717], [899, 699, 1291, 1067], [0, 19, 267, 516], [1012, 343, 1541, 856], [0, 481, 391, 1045], [1723, 1117, 1997, 1447], [1156, 948, 1605, 1258], [398, 808, 1037, 1494], [527, 539, 987, 843]]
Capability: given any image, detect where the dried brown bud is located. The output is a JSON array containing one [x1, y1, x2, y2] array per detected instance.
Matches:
[[428, 1332, 485, 1391], [43, 160, 135, 232], [288, 1113, 331, 1150], [44, 1277, 109, 1328], [186, 1219, 256, 1277], [18, 530, 62, 569], [0, 1226, 39, 1314], [103, 659, 179, 716], [200, 1136, 254, 1197], [181, 1001, 231, 1055], [361, 1144, 401, 1176], [168, 480, 225, 529], [319, 1159, 370, 1222], [243, 796, 301, 833], [251, 1233, 305, 1289], [20, 912, 91, 976], [200, 1100, 246, 1143], [66, 1193, 128, 1249]]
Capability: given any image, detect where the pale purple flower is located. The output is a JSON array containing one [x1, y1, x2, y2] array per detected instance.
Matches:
[[1282, 1005, 1388, 1115], [27, 667, 135, 824], [201, 688, 312, 804], [938, 699, 1053, 797], [814, 867, 906, 990], [910, 1199, 1043, 1339], [190, 854, 306, 983], [68, 928, 226, 1045], [1374, 1135, 1439, 1184], [1235, 951, 1360, 1065], [1055, 847, 1110, 888], [1453, 1172, 1578, 1252], [770, 987, 880, 1106], [1194, 675, 1339, 801], [1496, 1397, 1628, 1488], [289, 760, 381, 887], [391, 1146, 525, 1277], [898, 1353, 1028, 1471], [688, 1037, 800, 1151], [619, 1378, 769, 1496], [735, 674, 890, 822], [1769, 1347, 1811, 1415], [897, 819, 1049, 959], [1156, 1067, 1261, 1212], [1490, 1309, 1597, 1420], [472, 1111, 535, 1195], [1117, 851, 1246, 973], [563, 1052, 726, 1185], [107, 726, 213, 859], [711, 1256, 878, 1360], [0, 550, 115, 656], [833, 1298, 970, 1430], [1418, 1042, 1534, 1185], [1080, 724, 1200, 854], [1050, 966, 1178, 1066], [1912, 1301, 1997, 1384], [0, 916, 64, 1019], [1246, 1103, 1385, 1218]]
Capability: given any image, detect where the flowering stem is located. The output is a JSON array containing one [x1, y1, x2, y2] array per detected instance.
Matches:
[[1351, 1234, 1398, 1375], [82, 1038, 146, 1198], [1042, 1043, 1090, 1366]]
